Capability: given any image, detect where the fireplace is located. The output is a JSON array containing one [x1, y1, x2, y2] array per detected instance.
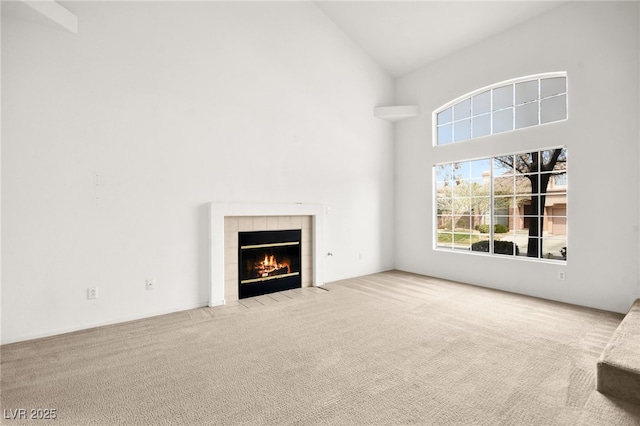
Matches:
[[209, 203, 325, 307], [238, 229, 302, 299]]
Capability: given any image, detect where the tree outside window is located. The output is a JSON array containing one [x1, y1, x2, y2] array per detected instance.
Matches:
[[435, 148, 567, 261]]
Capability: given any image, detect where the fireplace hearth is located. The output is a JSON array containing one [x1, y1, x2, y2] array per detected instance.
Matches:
[[238, 229, 302, 299]]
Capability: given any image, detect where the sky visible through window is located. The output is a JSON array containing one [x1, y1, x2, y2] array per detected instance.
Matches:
[[435, 74, 567, 145], [435, 148, 567, 261]]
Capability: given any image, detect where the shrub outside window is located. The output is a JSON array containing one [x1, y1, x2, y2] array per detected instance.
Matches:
[[435, 148, 567, 261]]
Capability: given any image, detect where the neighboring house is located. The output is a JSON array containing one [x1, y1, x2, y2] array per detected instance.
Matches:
[[495, 173, 567, 237], [437, 171, 566, 237]]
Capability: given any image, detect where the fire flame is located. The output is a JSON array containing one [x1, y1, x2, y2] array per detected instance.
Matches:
[[257, 254, 290, 277]]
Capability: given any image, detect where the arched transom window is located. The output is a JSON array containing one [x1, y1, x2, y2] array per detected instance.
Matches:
[[435, 73, 567, 145]]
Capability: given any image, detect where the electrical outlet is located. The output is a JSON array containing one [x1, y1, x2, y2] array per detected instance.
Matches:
[[87, 287, 98, 299], [558, 271, 566, 281], [146, 279, 155, 291]]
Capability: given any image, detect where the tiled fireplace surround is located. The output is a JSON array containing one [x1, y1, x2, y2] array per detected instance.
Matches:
[[209, 203, 325, 306]]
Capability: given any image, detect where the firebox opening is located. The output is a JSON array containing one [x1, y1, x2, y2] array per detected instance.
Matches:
[[238, 229, 302, 299], [240, 243, 299, 283]]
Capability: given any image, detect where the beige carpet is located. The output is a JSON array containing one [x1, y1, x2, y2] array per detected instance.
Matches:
[[2, 270, 640, 425]]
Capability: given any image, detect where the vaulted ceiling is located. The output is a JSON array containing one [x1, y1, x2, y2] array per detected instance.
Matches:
[[3, 1, 567, 78], [314, 1, 567, 77]]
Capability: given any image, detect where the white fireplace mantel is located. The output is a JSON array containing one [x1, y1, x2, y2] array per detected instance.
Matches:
[[209, 202, 325, 306]]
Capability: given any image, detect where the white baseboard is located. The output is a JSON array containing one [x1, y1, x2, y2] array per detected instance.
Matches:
[[1, 302, 210, 345]]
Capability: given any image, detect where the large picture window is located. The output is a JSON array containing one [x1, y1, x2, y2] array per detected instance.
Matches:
[[435, 148, 567, 262], [435, 73, 567, 145]]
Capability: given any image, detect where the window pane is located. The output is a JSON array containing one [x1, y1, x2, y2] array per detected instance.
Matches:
[[436, 164, 453, 183], [452, 198, 471, 215], [541, 94, 567, 123], [441, 184, 454, 199], [544, 208, 566, 236], [454, 218, 469, 232], [437, 107, 453, 125], [453, 180, 472, 198], [471, 197, 491, 216], [517, 237, 539, 258], [494, 237, 518, 256], [494, 220, 512, 234], [437, 216, 452, 230], [456, 216, 473, 232], [520, 195, 540, 215], [474, 223, 491, 237], [493, 108, 513, 133], [515, 80, 538, 105], [514, 152, 538, 174], [542, 147, 567, 172], [472, 114, 491, 138], [519, 174, 538, 193], [458, 162, 473, 180], [474, 224, 491, 238], [542, 238, 566, 260], [493, 168, 515, 191], [437, 197, 453, 214], [554, 173, 567, 187], [454, 238, 471, 251], [541, 77, 566, 98], [454, 161, 471, 180], [470, 158, 491, 180], [540, 149, 554, 164], [494, 176, 514, 196], [515, 176, 533, 195], [437, 231, 453, 247], [471, 237, 490, 253], [494, 156, 515, 176], [453, 119, 471, 142], [515, 101, 538, 129], [494, 196, 513, 211], [493, 85, 513, 110], [438, 124, 453, 145], [454, 99, 471, 120], [472, 91, 491, 115], [493, 214, 509, 227], [540, 173, 557, 193], [470, 227, 492, 251], [469, 177, 484, 188]]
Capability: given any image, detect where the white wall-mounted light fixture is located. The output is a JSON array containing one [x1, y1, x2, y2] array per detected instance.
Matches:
[[374, 105, 420, 122]]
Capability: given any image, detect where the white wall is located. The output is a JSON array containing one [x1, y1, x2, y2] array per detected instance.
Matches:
[[395, 1, 640, 314], [0, 1, 3, 347], [1, 1, 395, 343]]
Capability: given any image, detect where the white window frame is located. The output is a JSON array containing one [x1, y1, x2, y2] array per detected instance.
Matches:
[[433, 148, 567, 263], [433, 72, 568, 146]]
